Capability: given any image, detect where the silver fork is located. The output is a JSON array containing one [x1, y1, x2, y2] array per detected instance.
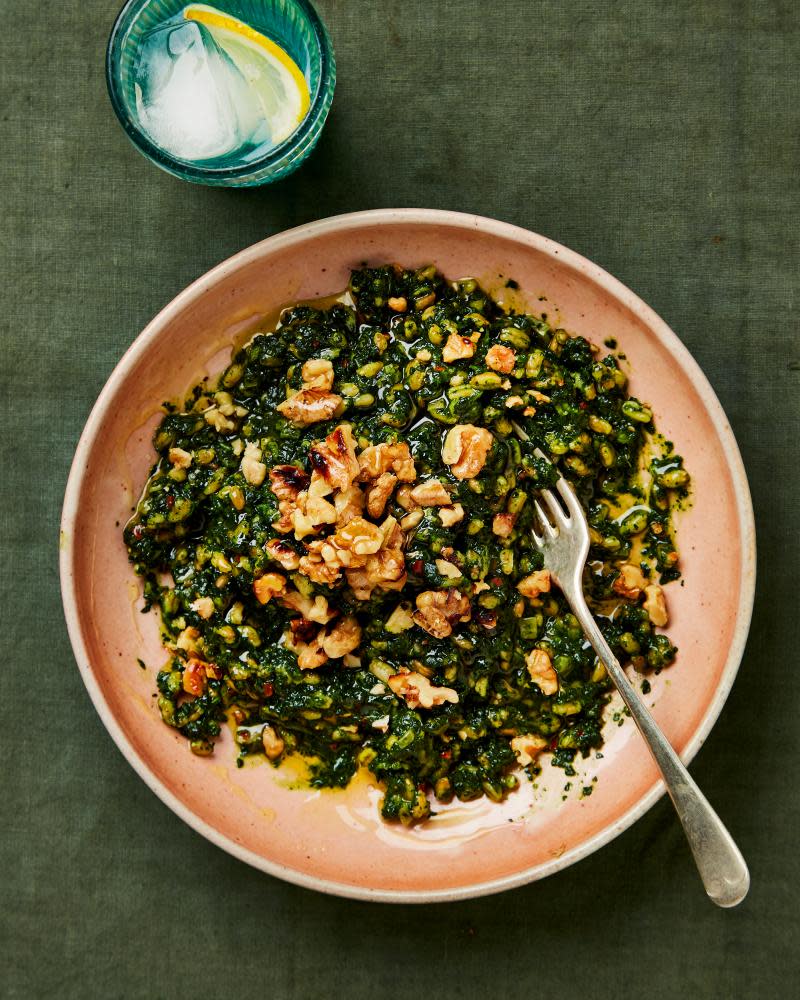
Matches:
[[530, 468, 750, 907]]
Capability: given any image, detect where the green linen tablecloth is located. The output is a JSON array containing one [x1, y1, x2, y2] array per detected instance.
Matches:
[[2, 1, 798, 996]]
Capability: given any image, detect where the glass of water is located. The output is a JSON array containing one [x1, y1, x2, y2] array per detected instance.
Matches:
[[107, 0, 335, 186]]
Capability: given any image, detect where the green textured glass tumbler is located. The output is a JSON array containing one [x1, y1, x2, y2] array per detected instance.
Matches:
[[106, 0, 335, 186]]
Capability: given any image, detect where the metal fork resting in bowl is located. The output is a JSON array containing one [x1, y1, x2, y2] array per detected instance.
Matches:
[[530, 460, 749, 907]]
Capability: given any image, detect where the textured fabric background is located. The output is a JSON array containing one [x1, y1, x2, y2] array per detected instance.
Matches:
[[1, 1, 798, 997]]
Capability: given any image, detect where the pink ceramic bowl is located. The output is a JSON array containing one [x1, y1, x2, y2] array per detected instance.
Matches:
[[60, 210, 755, 901]]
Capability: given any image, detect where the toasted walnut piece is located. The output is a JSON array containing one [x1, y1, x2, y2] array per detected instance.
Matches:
[[371, 715, 391, 733], [306, 493, 338, 525], [298, 553, 341, 585], [643, 584, 668, 626], [290, 510, 315, 541], [345, 567, 373, 601], [334, 484, 365, 524], [367, 472, 397, 518], [204, 408, 236, 433], [307, 470, 331, 498], [395, 484, 419, 511], [442, 333, 476, 363], [531, 390, 551, 403], [441, 424, 494, 480], [272, 500, 295, 534], [380, 514, 403, 548], [269, 465, 310, 502], [175, 626, 201, 653], [296, 640, 328, 670], [400, 509, 423, 530], [523, 406, 536, 417], [526, 648, 558, 695], [292, 492, 337, 540], [387, 670, 459, 709], [289, 617, 319, 644], [320, 615, 362, 658], [240, 441, 267, 486], [492, 513, 517, 538], [214, 391, 236, 415], [413, 589, 472, 639], [387, 296, 407, 312], [338, 516, 407, 600], [377, 548, 407, 583], [253, 572, 287, 604], [613, 563, 649, 600], [276, 388, 344, 425], [391, 451, 418, 482], [385, 603, 415, 633], [346, 550, 406, 601], [317, 537, 361, 570], [510, 734, 548, 767], [336, 516, 384, 556], [435, 559, 463, 579], [410, 479, 451, 506], [280, 590, 335, 624], [261, 725, 285, 760], [517, 569, 552, 600], [265, 538, 301, 571], [438, 503, 465, 527], [357, 442, 417, 482], [472, 580, 490, 595], [301, 358, 334, 391], [190, 596, 214, 620], [182, 658, 207, 696], [485, 344, 517, 373], [169, 447, 192, 469], [309, 424, 359, 492]]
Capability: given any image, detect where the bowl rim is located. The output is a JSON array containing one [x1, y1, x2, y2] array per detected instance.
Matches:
[[60, 208, 756, 902], [105, 0, 335, 181]]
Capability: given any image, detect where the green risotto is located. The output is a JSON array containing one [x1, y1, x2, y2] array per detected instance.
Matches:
[[124, 264, 689, 823]]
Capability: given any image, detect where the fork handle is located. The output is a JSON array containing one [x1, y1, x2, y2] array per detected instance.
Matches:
[[568, 594, 750, 907]]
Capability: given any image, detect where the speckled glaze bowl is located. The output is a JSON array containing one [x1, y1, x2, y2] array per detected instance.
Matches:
[[60, 210, 755, 901]]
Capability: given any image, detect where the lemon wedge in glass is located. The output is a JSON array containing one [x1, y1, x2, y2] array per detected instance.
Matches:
[[183, 3, 311, 145]]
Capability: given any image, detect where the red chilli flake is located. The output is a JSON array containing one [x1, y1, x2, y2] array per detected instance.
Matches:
[[165, 495, 175, 509], [262, 682, 274, 698], [411, 559, 424, 575], [440, 750, 451, 759], [580, 401, 589, 409], [490, 576, 502, 587], [132, 524, 144, 540]]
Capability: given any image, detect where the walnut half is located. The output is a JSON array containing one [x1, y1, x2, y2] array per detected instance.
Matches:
[[441, 424, 493, 480], [413, 589, 472, 639], [277, 388, 344, 425], [387, 670, 459, 709]]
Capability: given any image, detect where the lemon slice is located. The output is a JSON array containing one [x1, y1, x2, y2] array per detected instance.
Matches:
[[183, 3, 310, 145]]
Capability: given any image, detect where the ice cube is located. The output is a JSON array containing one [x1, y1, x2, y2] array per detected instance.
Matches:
[[134, 20, 269, 162]]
